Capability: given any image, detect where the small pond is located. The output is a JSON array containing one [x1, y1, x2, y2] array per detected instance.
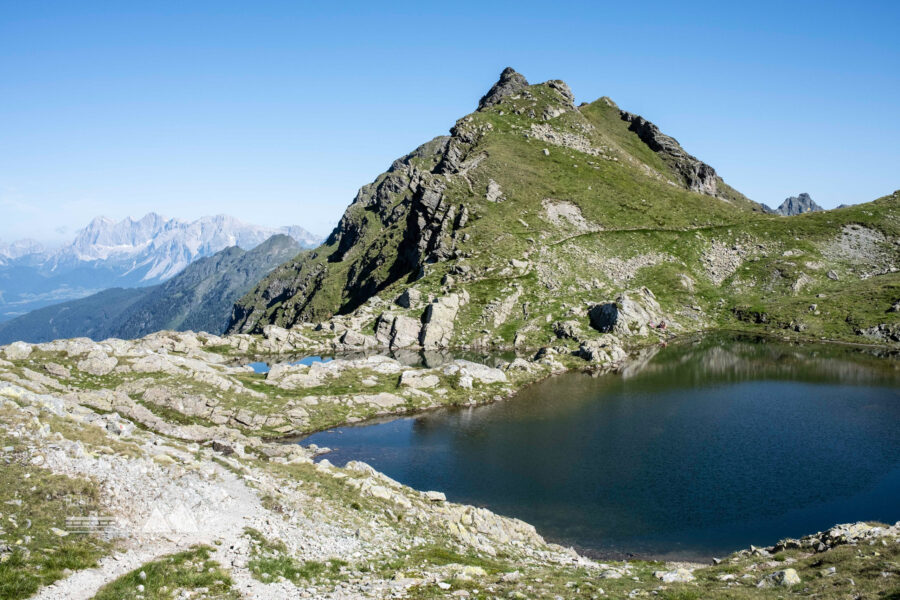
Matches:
[[247, 356, 332, 374], [244, 349, 518, 374], [301, 333, 900, 560]]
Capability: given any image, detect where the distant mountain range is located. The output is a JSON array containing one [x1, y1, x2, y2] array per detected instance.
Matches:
[[0, 213, 320, 321], [764, 193, 824, 216], [0, 234, 303, 344]]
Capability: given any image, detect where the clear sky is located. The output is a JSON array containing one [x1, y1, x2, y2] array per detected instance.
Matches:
[[1, 0, 898, 244]]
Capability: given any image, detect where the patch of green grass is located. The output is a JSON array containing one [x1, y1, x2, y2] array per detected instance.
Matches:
[[202, 344, 235, 356], [92, 545, 236, 600], [244, 528, 347, 584], [45, 414, 142, 458], [0, 436, 112, 599]]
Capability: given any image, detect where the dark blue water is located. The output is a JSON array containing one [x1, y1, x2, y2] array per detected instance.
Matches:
[[302, 335, 900, 559]]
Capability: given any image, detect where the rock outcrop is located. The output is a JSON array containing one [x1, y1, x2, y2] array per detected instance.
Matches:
[[619, 111, 719, 196], [478, 67, 529, 110]]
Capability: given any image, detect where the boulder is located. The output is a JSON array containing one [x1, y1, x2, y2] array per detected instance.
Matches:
[[375, 313, 395, 345], [420, 293, 466, 349], [577, 340, 609, 363], [654, 568, 695, 583], [424, 490, 446, 503], [3, 341, 33, 360], [757, 569, 801, 588], [486, 179, 504, 203], [400, 370, 440, 389], [588, 288, 663, 336], [76, 350, 118, 376], [375, 313, 423, 348], [340, 329, 376, 348], [395, 288, 422, 309], [44, 362, 71, 379], [577, 335, 626, 363], [391, 315, 422, 348], [442, 360, 507, 384]]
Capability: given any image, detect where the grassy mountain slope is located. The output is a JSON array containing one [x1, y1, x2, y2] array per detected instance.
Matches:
[[229, 69, 900, 348], [0, 234, 300, 343]]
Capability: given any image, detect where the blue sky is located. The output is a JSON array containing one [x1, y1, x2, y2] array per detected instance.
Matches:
[[1, 0, 898, 244]]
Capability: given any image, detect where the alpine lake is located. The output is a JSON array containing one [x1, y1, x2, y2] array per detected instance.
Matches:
[[299, 333, 900, 560]]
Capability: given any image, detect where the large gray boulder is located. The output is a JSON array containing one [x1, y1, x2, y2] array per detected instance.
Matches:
[[76, 350, 118, 376], [420, 293, 467, 349], [375, 313, 423, 348], [391, 315, 422, 348], [588, 303, 619, 334], [395, 288, 422, 309], [588, 288, 663, 336], [340, 329, 377, 348], [3, 341, 33, 360], [757, 569, 801, 588]]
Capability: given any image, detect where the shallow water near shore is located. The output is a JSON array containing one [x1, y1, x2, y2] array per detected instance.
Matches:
[[301, 334, 900, 560]]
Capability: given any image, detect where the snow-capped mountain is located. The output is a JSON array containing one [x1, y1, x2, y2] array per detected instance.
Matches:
[[0, 239, 45, 264], [48, 213, 320, 280], [0, 213, 321, 321]]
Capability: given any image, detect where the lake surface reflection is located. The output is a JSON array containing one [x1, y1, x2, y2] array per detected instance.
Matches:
[[302, 334, 900, 559]]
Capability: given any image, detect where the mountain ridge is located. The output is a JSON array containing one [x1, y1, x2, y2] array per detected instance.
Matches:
[[0, 213, 320, 321], [0, 234, 301, 344], [228, 68, 899, 349]]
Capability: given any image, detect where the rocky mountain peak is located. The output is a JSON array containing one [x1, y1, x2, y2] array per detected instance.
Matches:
[[772, 193, 823, 216], [478, 67, 529, 110], [229, 68, 771, 334]]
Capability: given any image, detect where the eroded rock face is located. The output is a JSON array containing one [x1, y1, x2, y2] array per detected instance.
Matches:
[[620, 111, 718, 196]]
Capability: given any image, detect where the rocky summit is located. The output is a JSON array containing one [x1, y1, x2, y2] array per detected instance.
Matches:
[[767, 192, 825, 216], [229, 68, 899, 353]]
